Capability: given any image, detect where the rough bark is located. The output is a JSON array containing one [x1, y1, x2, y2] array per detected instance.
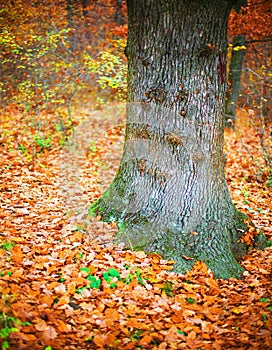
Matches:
[[90, 0, 249, 279], [225, 35, 246, 127]]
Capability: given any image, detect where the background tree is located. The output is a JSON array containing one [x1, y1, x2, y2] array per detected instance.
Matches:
[[225, 34, 246, 127], [226, 0, 272, 126], [0, 0, 127, 160], [90, 0, 254, 279], [0, 0, 127, 112]]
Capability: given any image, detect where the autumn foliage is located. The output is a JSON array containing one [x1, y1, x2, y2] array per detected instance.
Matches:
[[228, 0, 272, 124], [0, 0, 271, 349]]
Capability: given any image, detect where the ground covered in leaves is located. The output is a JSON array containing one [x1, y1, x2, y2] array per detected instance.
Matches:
[[0, 104, 271, 349]]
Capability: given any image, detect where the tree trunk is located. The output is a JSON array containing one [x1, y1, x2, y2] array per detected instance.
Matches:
[[81, 0, 89, 18], [67, 0, 76, 51], [225, 35, 246, 128], [90, 0, 249, 279], [67, 0, 74, 28], [114, 0, 124, 25]]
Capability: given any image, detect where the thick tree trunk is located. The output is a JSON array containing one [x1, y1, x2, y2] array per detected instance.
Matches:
[[225, 35, 246, 127], [90, 0, 249, 279]]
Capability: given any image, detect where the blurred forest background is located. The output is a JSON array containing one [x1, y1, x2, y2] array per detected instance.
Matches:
[[0, 0, 271, 178]]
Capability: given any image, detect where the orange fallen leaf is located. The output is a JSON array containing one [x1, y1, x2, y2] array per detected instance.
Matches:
[[126, 318, 150, 330], [40, 295, 54, 307], [34, 319, 49, 332], [148, 253, 162, 263], [42, 326, 58, 340], [187, 330, 197, 340], [58, 295, 70, 306], [138, 334, 153, 346], [11, 245, 23, 263], [11, 332, 37, 341], [57, 319, 72, 333], [93, 334, 106, 347]]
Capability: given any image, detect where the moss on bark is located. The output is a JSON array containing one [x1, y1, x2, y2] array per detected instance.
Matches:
[[89, 191, 251, 279]]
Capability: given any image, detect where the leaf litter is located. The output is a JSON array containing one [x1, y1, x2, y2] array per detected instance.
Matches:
[[0, 105, 271, 349]]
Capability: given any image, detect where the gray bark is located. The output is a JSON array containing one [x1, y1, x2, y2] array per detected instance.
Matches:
[[90, 0, 249, 279]]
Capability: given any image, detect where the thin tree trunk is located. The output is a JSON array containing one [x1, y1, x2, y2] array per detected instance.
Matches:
[[90, 0, 249, 279], [81, 0, 92, 42], [81, 0, 89, 18], [225, 35, 246, 127], [67, 0, 75, 51], [67, 0, 74, 27], [114, 0, 124, 25]]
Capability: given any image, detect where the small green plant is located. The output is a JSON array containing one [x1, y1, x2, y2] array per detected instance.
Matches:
[[18, 144, 29, 157], [241, 189, 249, 198], [262, 313, 267, 322], [34, 134, 52, 152], [265, 169, 272, 188], [135, 268, 146, 286], [260, 297, 272, 311], [78, 267, 101, 290], [131, 329, 143, 342], [103, 268, 121, 288], [241, 189, 250, 204], [85, 336, 93, 343], [53, 298, 59, 304], [186, 298, 195, 304], [123, 266, 149, 288], [0, 241, 14, 251], [0, 312, 20, 350], [125, 273, 134, 284], [76, 286, 89, 294], [161, 281, 174, 297], [76, 266, 151, 293], [89, 141, 97, 153], [86, 275, 101, 289], [260, 298, 270, 304], [80, 267, 90, 274], [76, 252, 84, 259]]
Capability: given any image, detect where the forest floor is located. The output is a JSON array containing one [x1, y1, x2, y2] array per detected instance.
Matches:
[[0, 103, 271, 350]]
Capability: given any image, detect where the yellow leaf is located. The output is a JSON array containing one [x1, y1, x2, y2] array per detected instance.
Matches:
[[232, 308, 241, 314], [233, 45, 247, 51]]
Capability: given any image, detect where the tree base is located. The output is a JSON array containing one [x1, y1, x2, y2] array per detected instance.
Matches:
[[88, 197, 252, 279]]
